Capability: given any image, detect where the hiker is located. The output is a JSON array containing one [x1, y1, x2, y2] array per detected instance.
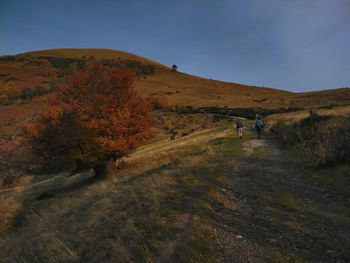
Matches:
[[236, 119, 244, 139], [255, 116, 264, 139]]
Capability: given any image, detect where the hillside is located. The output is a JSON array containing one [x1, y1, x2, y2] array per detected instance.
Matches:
[[1, 112, 349, 262], [1, 49, 349, 262], [1, 48, 349, 115]]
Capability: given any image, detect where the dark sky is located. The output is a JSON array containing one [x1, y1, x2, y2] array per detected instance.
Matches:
[[1, 0, 349, 92]]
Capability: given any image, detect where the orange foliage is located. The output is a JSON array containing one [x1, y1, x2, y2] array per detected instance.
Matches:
[[25, 62, 152, 175], [150, 91, 171, 110]]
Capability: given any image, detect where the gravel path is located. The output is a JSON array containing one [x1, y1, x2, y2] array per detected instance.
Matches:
[[213, 138, 350, 262]]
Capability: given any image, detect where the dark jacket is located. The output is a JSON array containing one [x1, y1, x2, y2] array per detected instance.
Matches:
[[236, 121, 243, 129]]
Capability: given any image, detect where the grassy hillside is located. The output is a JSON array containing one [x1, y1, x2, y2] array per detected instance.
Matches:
[[1, 48, 349, 112], [21, 48, 165, 67], [0, 113, 234, 262], [1, 112, 349, 262]]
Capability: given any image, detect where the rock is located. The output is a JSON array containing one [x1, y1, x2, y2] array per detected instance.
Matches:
[[236, 235, 243, 239]]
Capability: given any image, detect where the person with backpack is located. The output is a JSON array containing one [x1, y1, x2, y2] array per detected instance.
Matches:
[[235, 119, 244, 139], [255, 116, 264, 139]]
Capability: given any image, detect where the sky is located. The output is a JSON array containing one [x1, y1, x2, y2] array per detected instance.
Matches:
[[0, 0, 349, 92]]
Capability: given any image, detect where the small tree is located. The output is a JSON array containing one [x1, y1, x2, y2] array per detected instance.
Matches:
[[171, 64, 178, 72], [25, 62, 152, 177]]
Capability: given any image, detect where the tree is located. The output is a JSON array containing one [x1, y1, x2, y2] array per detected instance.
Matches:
[[25, 62, 152, 177], [171, 64, 178, 72]]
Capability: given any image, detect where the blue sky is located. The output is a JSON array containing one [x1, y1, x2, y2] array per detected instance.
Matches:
[[0, 0, 349, 92]]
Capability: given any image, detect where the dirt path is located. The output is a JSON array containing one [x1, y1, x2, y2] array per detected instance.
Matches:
[[213, 138, 350, 262]]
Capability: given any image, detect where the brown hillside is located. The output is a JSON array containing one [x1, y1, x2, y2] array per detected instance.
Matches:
[[0, 48, 349, 115], [21, 48, 165, 67]]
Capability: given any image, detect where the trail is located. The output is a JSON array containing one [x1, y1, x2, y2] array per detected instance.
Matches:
[[213, 137, 350, 262]]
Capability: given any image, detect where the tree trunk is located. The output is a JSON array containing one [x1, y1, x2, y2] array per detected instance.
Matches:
[[93, 162, 107, 179]]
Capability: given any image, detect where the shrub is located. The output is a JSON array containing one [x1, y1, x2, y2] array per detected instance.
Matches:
[[19, 85, 53, 100], [271, 113, 350, 166], [39, 56, 85, 69], [150, 91, 171, 110], [301, 116, 350, 166], [0, 94, 10, 105], [100, 59, 155, 76], [4, 75, 18, 82], [0, 140, 33, 188]]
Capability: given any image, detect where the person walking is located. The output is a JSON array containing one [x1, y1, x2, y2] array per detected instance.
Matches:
[[255, 116, 264, 139], [236, 119, 244, 139]]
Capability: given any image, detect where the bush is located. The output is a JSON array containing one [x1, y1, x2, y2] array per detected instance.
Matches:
[[20, 85, 53, 100], [4, 75, 19, 82], [0, 94, 10, 105], [271, 113, 350, 166], [0, 140, 33, 188], [39, 56, 85, 70], [100, 59, 155, 76], [150, 91, 171, 110]]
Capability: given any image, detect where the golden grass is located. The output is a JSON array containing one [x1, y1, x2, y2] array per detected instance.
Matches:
[[2, 48, 348, 110], [0, 113, 233, 261], [0, 197, 22, 231], [210, 190, 240, 211], [21, 48, 165, 67], [266, 105, 350, 125], [135, 69, 296, 108]]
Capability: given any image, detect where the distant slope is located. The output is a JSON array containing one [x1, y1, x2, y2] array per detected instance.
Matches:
[[0, 48, 349, 111], [20, 48, 166, 67]]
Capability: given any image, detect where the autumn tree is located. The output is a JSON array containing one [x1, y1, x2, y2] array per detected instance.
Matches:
[[25, 62, 152, 177]]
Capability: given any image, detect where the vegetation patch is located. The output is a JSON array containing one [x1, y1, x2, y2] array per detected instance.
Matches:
[[37, 56, 85, 69], [251, 146, 267, 159], [0, 198, 22, 231], [271, 112, 350, 166], [261, 192, 305, 211], [211, 137, 244, 157], [283, 220, 300, 230]]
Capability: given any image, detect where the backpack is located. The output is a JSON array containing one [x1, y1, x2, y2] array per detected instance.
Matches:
[[255, 119, 263, 128]]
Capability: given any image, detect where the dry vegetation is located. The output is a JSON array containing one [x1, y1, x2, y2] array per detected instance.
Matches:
[[0, 48, 350, 262], [1, 48, 349, 111], [266, 105, 350, 125], [0, 112, 235, 262]]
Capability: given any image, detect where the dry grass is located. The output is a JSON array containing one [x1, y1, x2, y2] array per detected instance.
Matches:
[[0, 197, 22, 231], [209, 190, 240, 211], [2, 48, 348, 111], [135, 68, 297, 109], [260, 192, 306, 212], [266, 105, 350, 125], [0, 99, 47, 121], [0, 113, 234, 262], [21, 48, 165, 67]]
